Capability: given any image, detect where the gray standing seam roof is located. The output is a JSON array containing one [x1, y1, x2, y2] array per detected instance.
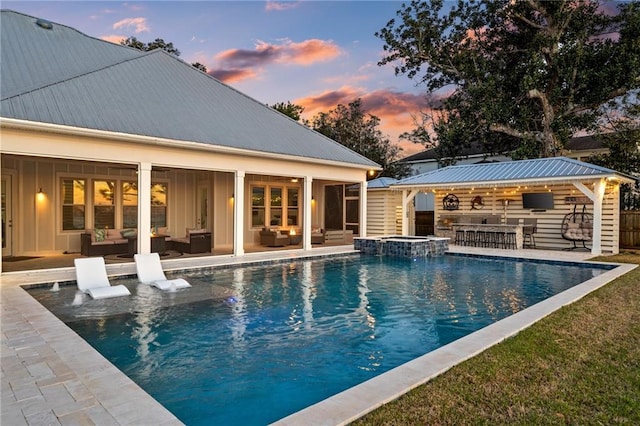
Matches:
[[1, 10, 379, 169], [393, 157, 627, 187]]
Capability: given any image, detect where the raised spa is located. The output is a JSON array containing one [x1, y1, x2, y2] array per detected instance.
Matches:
[[353, 235, 449, 257]]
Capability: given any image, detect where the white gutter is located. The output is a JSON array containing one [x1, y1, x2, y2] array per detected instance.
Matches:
[[1, 118, 381, 172]]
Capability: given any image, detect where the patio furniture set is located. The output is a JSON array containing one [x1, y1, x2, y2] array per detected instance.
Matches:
[[81, 228, 212, 256], [259, 227, 326, 247]]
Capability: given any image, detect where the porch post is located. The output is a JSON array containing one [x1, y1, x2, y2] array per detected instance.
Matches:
[[591, 179, 606, 256], [573, 179, 605, 256], [234, 171, 245, 256], [303, 176, 312, 250], [360, 179, 367, 237], [402, 190, 408, 235], [138, 162, 152, 254]]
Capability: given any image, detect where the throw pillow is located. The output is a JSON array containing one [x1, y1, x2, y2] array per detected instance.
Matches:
[[120, 229, 136, 238], [94, 228, 106, 242]]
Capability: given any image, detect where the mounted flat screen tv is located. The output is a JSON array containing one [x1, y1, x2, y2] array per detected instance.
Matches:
[[522, 192, 554, 210]]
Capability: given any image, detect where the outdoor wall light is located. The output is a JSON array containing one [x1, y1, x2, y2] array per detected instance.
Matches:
[[36, 188, 45, 202]]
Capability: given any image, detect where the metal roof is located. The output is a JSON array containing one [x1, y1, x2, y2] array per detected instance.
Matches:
[[0, 10, 379, 168], [392, 157, 634, 188], [367, 177, 399, 189]]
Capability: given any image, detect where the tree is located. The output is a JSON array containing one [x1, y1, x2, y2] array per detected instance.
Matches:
[[121, 36, 207, 72], [121, 36, 181, 56], [191, 62, 208, 73], [588, 100, 640, 208], [270, 101, 305, 121], [377, 0, 640, 159], [308, 99, 411, 179]]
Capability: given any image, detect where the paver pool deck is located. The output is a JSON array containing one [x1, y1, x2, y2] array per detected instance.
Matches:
[[2, 246, 635, 425]]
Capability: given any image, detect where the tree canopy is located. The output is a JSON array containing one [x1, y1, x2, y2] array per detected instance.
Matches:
[[121, 36, 181, 56], [121, 36, 207, 72], [377, 0, 640, 160], [270, 101, 305, 121], [308, 99, 411, 179]]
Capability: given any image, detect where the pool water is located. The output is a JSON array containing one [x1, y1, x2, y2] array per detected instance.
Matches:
[[28, 254, 611, 425]]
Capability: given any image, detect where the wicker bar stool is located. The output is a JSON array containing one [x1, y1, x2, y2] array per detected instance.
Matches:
[[454, 229, 465, 246]]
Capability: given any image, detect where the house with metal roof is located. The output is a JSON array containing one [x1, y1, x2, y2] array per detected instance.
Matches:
[[0, 10, 380, 270], [391, 157, 634, 254]]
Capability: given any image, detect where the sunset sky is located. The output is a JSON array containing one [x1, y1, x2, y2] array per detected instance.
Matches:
[[4, 1, 433, 157]]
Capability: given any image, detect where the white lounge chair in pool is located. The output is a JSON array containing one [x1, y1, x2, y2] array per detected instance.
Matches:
[[134, 253, 191, 291], [74, 257, 131, 299]]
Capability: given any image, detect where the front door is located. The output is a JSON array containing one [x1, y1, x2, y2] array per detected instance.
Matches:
[[197, 184, 209, 230], [2, 174, 13, 257]]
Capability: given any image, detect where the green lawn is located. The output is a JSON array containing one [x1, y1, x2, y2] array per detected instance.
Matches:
[[354, 252, 640, 425]]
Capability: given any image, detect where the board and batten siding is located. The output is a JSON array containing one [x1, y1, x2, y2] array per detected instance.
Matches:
[[367, 190, 401, 236], [432, 182, 620, 254]]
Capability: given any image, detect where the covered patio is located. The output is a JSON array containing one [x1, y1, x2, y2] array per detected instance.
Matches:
[[391, 157, 635, 255]]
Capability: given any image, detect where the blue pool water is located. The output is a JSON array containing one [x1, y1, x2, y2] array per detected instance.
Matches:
[[28, 254, 611, 425]]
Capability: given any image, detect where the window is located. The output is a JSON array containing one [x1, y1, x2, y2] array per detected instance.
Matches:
[[251, 186, 265, 227], [151, 183, 167, 227], [94, 180, 115, 229], [122, 182, 138, 228], [270, 187, 282, 226], [287, 188, 299, 226], [61, 179, 85, 230]]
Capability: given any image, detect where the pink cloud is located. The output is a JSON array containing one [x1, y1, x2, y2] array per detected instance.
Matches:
[[209, 68, 258, 84], [215, 39, 342, 69], [113, 17, 149, 34], [101, 35, 126, 44]]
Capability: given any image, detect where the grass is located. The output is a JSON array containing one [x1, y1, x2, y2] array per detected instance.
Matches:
[[354, 251, 640, 425]]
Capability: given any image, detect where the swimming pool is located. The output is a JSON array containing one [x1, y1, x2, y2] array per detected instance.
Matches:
[[28, 254, 612, 425]]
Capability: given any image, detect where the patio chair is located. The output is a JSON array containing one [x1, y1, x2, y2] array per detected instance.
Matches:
[[260, 228, 289, 247], [74, 257, 131, 299], [134, 253, 191, 291]]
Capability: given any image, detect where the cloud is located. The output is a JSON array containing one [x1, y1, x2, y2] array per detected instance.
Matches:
[[113, 17, 150, 34], [101, 35, 126, 44], [215, 39, 342, 69], [265, 1, 301, 12], [209, 68, 258, 84]]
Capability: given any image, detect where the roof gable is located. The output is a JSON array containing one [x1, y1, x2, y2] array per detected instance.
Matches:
[[1, 10, 378, 168]]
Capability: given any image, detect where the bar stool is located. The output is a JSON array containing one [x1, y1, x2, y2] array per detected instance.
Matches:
[[475, 230, 487, 247], [504, 231, 517, 249], [465, 230, 476, 247], [486, 231, 499, 248], [454, 229, 465, 246]]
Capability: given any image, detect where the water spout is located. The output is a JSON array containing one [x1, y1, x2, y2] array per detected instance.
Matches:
[[50, 282, 60, 292], [168, 282, 177, 293], [72, 291, 84, 306]]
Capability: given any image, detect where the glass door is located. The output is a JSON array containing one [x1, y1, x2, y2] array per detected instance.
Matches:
[[2, 174, 13, 257]]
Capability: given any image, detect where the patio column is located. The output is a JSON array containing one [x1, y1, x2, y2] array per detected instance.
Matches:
[[303, 176, 312, 250], [234, 171, 245, 256], [573, 179, 605, 256], [360, 179, 367, 237], [591, 179, 606, 256], [137, 162, 152, 253]]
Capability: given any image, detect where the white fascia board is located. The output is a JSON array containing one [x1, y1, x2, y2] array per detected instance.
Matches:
[[0, 118, 380, 172]]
